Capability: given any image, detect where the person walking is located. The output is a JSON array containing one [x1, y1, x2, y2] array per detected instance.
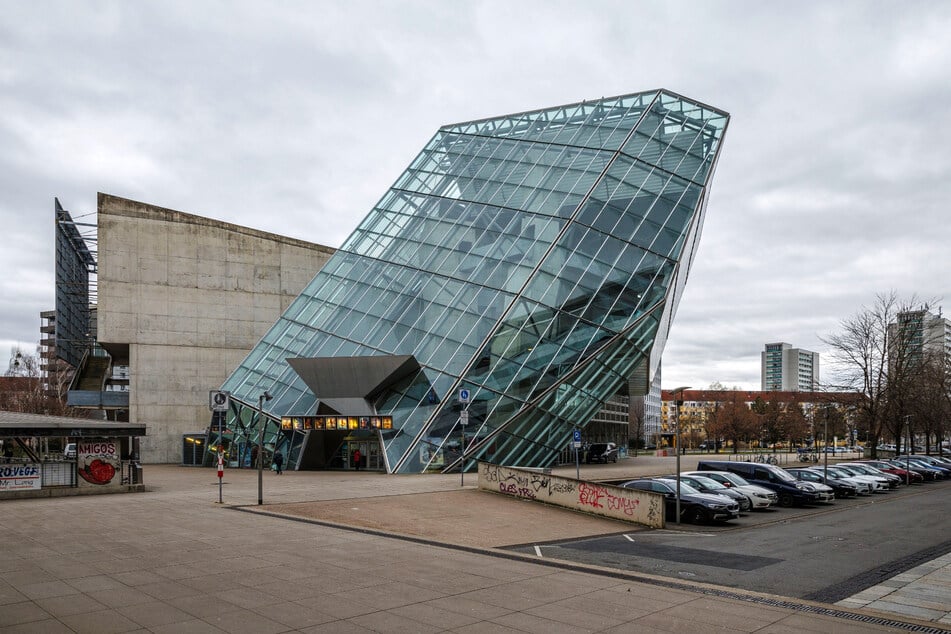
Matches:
[[353, 448, 361, 471], [273, 450, 284, 475]]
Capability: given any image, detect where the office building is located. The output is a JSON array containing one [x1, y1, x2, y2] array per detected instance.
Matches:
[[761, 342, 819, 391]]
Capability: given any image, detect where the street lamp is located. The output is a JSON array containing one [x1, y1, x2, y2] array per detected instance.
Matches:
[[904, 414, 912, 486], [671, 386, 691, 524], [257, 390, 273, 505]]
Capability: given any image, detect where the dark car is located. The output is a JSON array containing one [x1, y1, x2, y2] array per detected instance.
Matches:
[[659, 473, 751, 512], [620, 478, 739, 524], [856, 460, 923, 483], [787, 467, 858, 498], [885, 459, 938, 481], [585, 442, 619, 464], [895, 456, 951, 479], [696, 460, 822, 507]]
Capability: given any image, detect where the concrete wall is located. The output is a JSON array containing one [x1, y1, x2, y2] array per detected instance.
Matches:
[[97, 194, 335, 463], [477, 462, 664, 528]]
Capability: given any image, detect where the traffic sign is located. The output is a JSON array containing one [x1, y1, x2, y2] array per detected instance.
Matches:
[[210, 390, 230, 412], [458, 388, 470, 403], [460, 410, 469, 425], [572, 429, 582, 449]]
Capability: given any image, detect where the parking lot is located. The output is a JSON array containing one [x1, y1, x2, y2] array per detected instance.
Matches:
[[509, 475, 951, 602]]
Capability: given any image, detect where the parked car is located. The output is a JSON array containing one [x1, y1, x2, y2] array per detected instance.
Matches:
[[809, 466, 874, 495], [661, 473, 752, 512], [620, 478, 740, 524], [885, 459, 938, 481], [680, 470, 777, 509], [895, 456, 951, 479], [787, 467, 858, 498], [855, 460, 923, 483], [695, 460, 822, 507], [810, 465, 884, 493], [63, 443, 76, 459], [585, 442, 619, 464], [841, 462, 901, 488]]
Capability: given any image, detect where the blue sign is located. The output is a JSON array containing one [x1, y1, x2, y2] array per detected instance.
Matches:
[[573, 429, 581, 442], [458, 389, 470, 403]]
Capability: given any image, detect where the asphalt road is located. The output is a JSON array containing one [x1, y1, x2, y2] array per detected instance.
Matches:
[[508, 479, 951, 601]]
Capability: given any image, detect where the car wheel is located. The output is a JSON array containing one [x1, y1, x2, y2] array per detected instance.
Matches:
[[778, 492, 794, 507], [686, 507, 705, 524]]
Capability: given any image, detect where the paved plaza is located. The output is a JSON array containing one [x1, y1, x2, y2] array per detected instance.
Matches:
[[1, 460, 949, 633]]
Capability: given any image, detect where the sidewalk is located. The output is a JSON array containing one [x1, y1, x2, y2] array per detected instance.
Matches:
[[0, 461, 947, 633]]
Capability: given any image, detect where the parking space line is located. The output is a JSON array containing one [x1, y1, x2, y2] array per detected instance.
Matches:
[[534, 545, 543, 557], [624, 534, 635, 542]]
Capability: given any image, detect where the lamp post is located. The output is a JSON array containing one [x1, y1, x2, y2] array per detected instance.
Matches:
[[671, 386, 691, 524], [822, 405, 829, 481], [257, 390, 273, 506], [904, 414, 912, 486]]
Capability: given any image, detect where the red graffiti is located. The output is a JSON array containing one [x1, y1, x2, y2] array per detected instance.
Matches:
[[578, 482, 606, 509]]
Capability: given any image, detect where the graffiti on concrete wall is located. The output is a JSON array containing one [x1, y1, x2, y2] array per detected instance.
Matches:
[[477, 462, 663, 528]]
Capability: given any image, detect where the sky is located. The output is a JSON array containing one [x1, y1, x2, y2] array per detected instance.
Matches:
[[2, 0, 949, 390]]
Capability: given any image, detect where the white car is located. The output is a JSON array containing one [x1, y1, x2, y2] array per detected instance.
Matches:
[[831, 464, 893, 491], [64, 443, 76, 459], [681, 470, 777, 509], [810, 466, 882, 493]]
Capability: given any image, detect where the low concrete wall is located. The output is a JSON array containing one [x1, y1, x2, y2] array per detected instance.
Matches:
[[478, 462, 664, 529]]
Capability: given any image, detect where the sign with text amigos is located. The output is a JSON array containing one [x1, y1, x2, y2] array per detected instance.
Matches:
[[78, 439, 121, 487]]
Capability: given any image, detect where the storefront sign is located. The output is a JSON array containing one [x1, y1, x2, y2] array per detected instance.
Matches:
[[78, 440, 121, 487], [0, 464, 42, 491]]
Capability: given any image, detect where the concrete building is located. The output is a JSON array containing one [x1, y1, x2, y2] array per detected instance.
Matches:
[[761, 342, 819, 391], [69, 194, 335, 463], [892, 309, 951, 368]]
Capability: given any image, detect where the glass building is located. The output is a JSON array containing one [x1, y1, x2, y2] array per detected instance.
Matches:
[[213, 90, 729, 473]]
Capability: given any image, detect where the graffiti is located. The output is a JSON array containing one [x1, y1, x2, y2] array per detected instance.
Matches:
[[530, 473, 550, 493], [605, 494, 639, 516], [550, 481, 575, 495], [578, 482, 606, 509], [578, 482, 638, 516], [646, 498, 662, 524], [500, 482, 536, 499]]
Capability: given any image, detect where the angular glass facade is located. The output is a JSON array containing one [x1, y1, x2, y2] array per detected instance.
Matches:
[[217, 90, 729, 473]]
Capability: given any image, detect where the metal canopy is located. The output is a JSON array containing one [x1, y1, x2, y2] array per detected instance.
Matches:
[[287, 354, 422, 414], [0, 410, 146, 438]]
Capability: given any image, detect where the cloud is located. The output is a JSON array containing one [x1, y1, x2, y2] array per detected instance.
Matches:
[[1, 0, 949, 392]]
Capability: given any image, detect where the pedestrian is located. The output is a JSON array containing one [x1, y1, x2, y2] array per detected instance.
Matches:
[[353, 448, 361, 471], [273, 450, 284, 475]]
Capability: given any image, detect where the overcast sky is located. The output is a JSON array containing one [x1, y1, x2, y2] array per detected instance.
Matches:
[[2, 1, 949, 389]]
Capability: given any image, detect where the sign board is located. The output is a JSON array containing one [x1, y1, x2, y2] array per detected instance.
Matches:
[[572, 429, 582, 449], [210, 390, 230, 412], [460, 410, 469, 425], [458, 388, 470, 403], [77, 440, 121, 487], [0, 464, 41, 491]]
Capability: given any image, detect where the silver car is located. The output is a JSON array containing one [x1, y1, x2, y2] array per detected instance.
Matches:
[[681, 470, 777, 509]]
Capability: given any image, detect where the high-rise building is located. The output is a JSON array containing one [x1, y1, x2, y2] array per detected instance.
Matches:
[[761, 342, 819, 391], [217, 90, 729, 473], [892, 309, 951, 368]]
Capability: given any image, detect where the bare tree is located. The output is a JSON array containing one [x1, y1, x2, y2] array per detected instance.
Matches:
[[821, 292, 932, 456], [1, 348, 78, 416], [706, 390, 757, 453]]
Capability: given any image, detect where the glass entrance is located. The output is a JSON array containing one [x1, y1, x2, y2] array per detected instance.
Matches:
[[345, 438, 384, 471]]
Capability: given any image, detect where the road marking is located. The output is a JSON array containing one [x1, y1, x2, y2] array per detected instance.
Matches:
[[534, 545, 543, 557], [624, 534, 635, 542]]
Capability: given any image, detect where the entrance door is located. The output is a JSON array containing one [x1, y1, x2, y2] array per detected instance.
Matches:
[[347, 439, 383, 471]]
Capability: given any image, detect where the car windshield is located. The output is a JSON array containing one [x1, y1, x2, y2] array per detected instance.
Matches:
[[690, 475, 726, 490], [717, 472, 751, 487], [767, 466, 796, 482], [657, 479, 700, 495], [794, 470, 817, 481]]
